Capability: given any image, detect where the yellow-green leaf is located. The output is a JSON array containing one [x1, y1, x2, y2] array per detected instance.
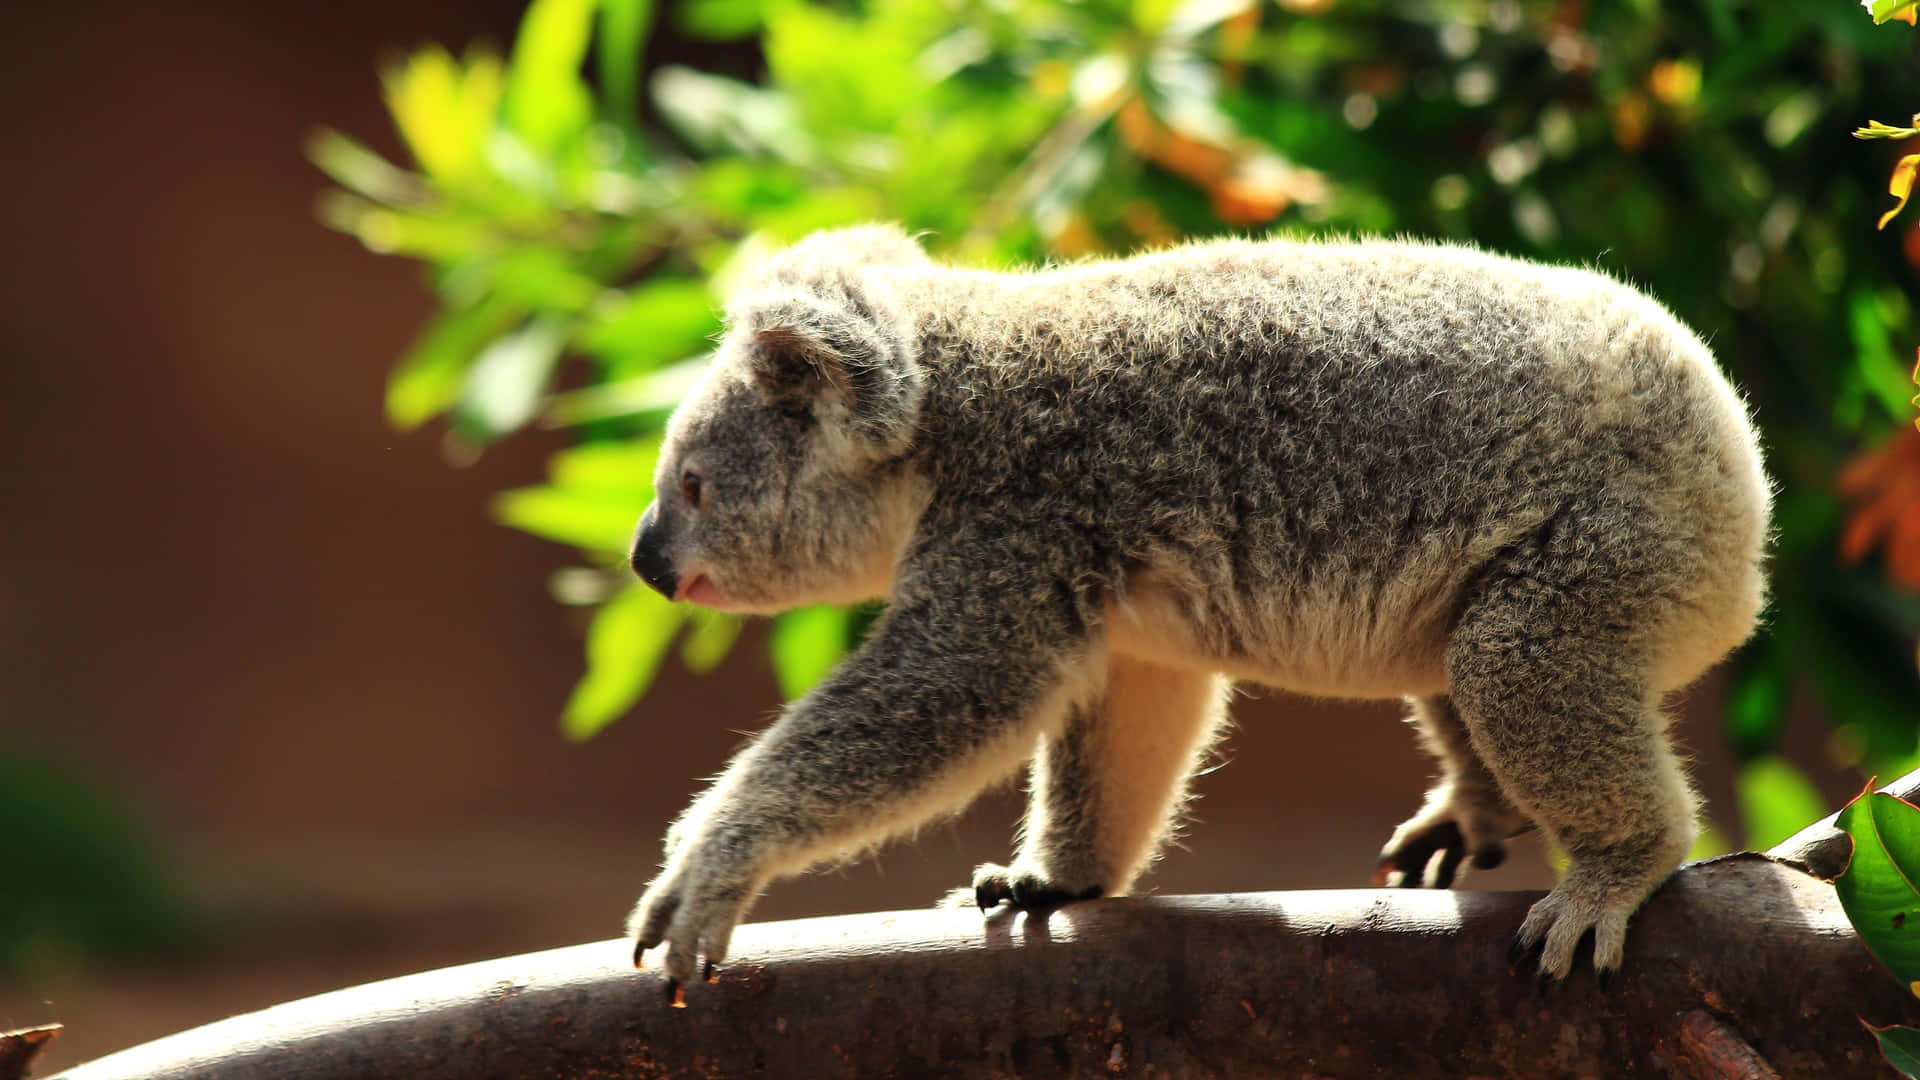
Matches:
[[452, 317, 568, 441], [680, 608, 742, 673], [769, 606, 850, 700], [494, 485, 642, 553], [381, 47, 503, 186], [564, 585, 685, 739], [1737, 756, 1830, 850], [1878, 154, 1920, 230], [505, 0, 597, 155], [386, 299, 521, 430], [1866, 0, 1920, 26]]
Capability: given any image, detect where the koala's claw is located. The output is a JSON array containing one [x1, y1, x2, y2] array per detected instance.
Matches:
[[626, 837, 758, 990], [969, 863, 1101, 912], [1374, 820, 1481, 889], [1514, 877, 1634, 982]]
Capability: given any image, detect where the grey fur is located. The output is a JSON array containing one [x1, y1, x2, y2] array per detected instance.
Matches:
[[624, 225, 1771, 986]]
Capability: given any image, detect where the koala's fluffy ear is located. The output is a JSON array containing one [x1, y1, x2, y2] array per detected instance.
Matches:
[[739, 271, 924, 456]]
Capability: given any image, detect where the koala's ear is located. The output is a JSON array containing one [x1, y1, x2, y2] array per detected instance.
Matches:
[[739, 274, 924, 455]]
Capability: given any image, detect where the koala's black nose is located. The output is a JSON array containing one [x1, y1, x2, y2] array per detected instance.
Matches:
[[629, 502, 679, 599]]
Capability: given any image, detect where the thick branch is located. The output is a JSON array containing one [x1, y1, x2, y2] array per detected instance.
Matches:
[[1766, 771, 1920, 880], [46, 854, 1916, 1080], [1, 1025, 60, 1080]]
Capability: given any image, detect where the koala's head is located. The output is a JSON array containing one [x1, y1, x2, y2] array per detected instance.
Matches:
[[627, 227, 931, 614]]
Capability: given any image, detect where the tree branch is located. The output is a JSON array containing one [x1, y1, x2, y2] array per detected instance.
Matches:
[[45, 847, 1918, 1080], [1, 1025, 60, 1080]]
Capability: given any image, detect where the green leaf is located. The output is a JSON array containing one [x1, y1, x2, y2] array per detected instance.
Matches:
[[1736, 756, 1829, 850], [1724, 648, 1786, 757], [546, 355, 709, 425], [504, 0, 597, 156], [563, 585, 686, 739], [306, 129, 421, 205], [1834, 788, 1920, 985], [598, 0, 654, 126], [380, 47, 503, 187], [680, 608, 743, 673], [576, 278, 719, 374], [1869, 1024, 1920, 1079], [386, 299, 522, 430], [452, 317, 568, 442], [677, 0, 764, 40], [494, 485, 643, 552], [769, 606, 850, 700], [549, 436, 661, 499], [1867, 0, 1920, 26]]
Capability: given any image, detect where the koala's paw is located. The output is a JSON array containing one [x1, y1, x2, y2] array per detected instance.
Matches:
[[628, 837, 761, 991], [968, 862, 1103, 913], [1375, 788, 1527, 889], [1510, 866, 1650, 984]]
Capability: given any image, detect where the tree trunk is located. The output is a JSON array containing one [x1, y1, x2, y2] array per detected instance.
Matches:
[[42, 831, 1918, 1080]]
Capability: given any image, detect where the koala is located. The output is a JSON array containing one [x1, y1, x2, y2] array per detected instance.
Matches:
[[624, 224, 1771, 990]]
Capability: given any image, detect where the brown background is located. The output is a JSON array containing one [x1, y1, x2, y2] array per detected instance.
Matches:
[[0, 2, 1837, 1071]]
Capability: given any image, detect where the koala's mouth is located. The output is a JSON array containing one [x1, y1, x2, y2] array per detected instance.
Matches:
[[680, 573, 738, 611]]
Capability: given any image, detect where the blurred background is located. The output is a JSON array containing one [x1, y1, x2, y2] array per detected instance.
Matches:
[[4, 0, 1919, 1070]]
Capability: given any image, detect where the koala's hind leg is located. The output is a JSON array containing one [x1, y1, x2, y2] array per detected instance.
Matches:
[[1446, 556, 1699, 982], [970, 657, 1230, 911], [1377, 695, 1533, 888]]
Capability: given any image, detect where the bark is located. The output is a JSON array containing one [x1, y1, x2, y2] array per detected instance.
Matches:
[[42, 820, 1920, 1080], [1, 1025, 61, 1080]]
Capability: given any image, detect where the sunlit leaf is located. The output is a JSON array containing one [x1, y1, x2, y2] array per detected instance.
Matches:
[[598, 0, 654, 126], [678, 0, 764, 40], [381, 47, 503, 186], [1736, 756, 1829, 850], [769, 606, 850, 700], [1868, 1024, 1920, 1079], [1834, 787, 1920, 984], [549, 436, 661, 498], [306, 130, 422, 206], [1854, 118, 1920, 141], [494, 485, 643, 552], [452, 317, 568, 441], [1865, 0, 1920, 26], [505, 0, 597, 155], [652, 67, 814, 164], [1687, 822, 1729, 861], [318, 194, 490, 260], [577, 279, 719, 373], [680, 608, 743, 673], [546, 355, 709, 425], [387, 299, 521, 430], [1879, 154, 1920, 231], [563, 585, 686, 739]]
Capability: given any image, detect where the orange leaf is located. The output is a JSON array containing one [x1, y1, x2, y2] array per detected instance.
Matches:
[[1886, 499, 1920, 590], [1912, 347, 1919, 434], [1879, 154, 1920, 230]]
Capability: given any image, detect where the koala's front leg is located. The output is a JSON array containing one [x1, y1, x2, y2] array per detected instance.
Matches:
[[628, 574, 1097, 987]]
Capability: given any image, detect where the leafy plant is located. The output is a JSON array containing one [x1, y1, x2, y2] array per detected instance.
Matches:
[[318, 0, 1920, 802], [1833, 784, 1920, 1075]]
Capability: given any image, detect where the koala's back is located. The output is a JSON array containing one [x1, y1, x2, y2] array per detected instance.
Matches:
[[895, 238, 1769, 699]]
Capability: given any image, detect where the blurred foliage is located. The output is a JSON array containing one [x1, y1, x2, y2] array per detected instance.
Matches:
[[319, 0, 1920, 837], [0, 739, 188, 976]]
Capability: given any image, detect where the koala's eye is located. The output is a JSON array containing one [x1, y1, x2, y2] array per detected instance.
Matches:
[[679, 470, 704, 510]]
